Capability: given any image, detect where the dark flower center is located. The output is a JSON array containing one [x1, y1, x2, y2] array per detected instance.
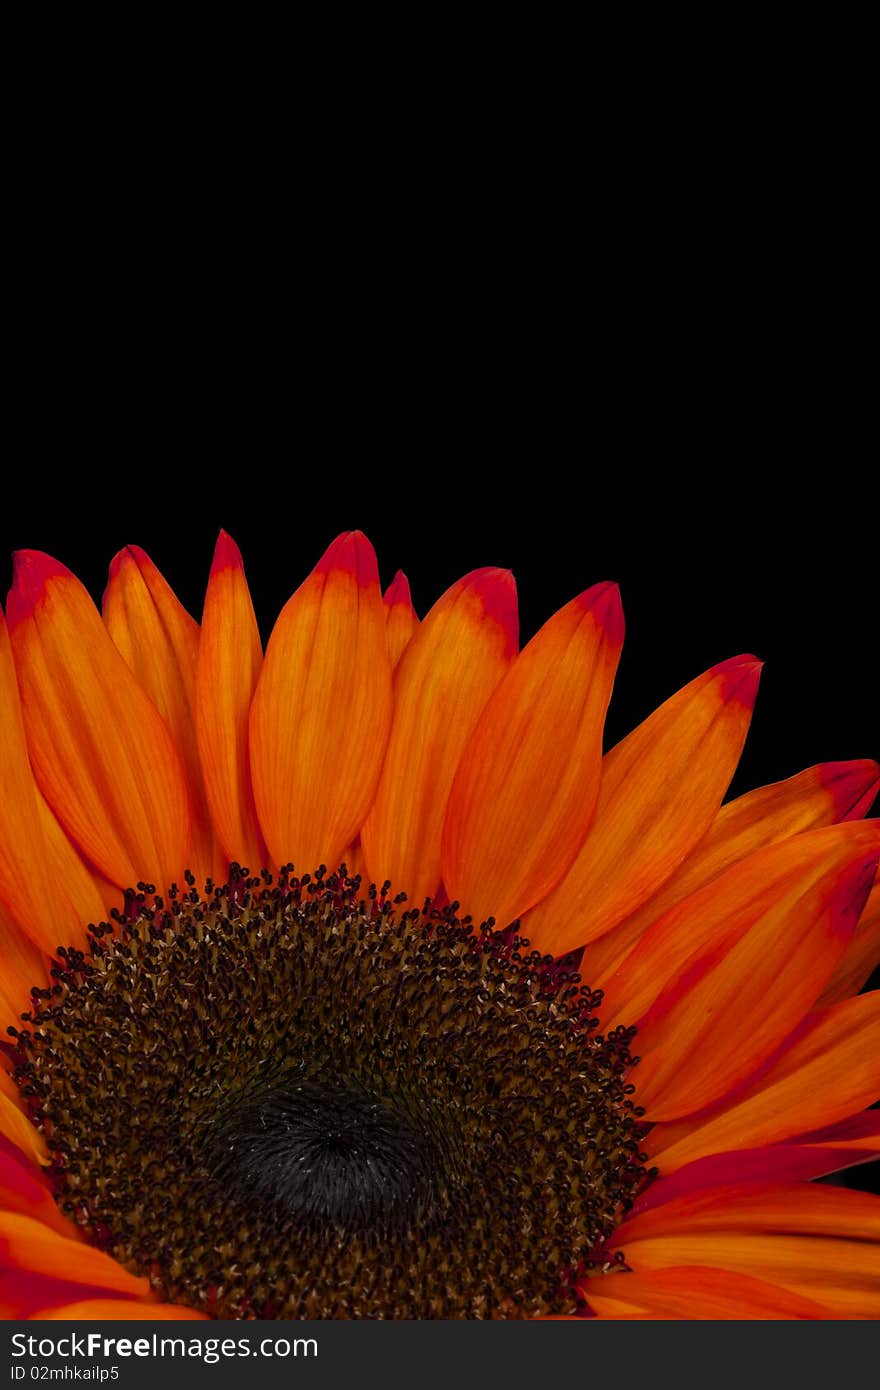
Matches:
[[10, 866, 649, 1318]]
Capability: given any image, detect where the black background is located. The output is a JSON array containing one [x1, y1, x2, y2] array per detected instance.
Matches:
[[1, 465, 877, 1194]]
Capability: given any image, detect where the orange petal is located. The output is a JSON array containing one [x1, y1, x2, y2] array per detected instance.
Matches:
[[0, 899, 46, 1031], [441, 582, 624, 928], [583, 758, 880, 984], [818, 881, 880, 1006], [524, 656, 761, 956], [0, 1142, 80, 1238], [0, 1087, 48, 1165], [103, 545, 220, 883], [602, 821, 880, 1034], [584, 1265, 829, 1319], [196, 531, 267, 872], [35, 1299, 207, 1320], [631, 825, 879, 1120], [612, 1184, 880, 1318], [0, 1210, 149, 1294], [7, 552, 191, 893], [249, 532, 393, 874], [649, 991, 880, 1173], [0, 607, 67, 955], [616, 1181, 880, 1245], [631, 1115, 880, 1213], [361, 569, 517, 905], [384, 570, 419, 669], [35, 790, 109, 937]]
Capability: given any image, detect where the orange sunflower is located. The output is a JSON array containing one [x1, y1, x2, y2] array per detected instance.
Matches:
[[0, 530, 878, 1320]]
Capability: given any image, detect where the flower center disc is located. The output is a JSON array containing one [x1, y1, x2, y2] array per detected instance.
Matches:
[[11, 867, 648, 1318]]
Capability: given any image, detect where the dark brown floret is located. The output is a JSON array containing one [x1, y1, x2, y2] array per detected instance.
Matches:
[[11, 866, 648, 1319]]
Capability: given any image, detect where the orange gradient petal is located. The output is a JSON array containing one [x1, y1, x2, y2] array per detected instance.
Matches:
[[524, 656, 761, 955], [649, 991, 880, 1173], [0, 900, 46, 1030], [0, 1142, 80, 1237], [35, 1299, 208, 1320], [196, 531, 267, 872], [584, 1265, 828, 1320], [583, 758, 880, 984], [361, 569, 517, 904], [249, 532, 393, 874], [0, 1088, 47, 1166], [819, 881, 880, 1005], [0, 609, 69, 955], [0, 1211, 149, 1294], [632, 826, 879, 1120], [612, 1185, 880, 1319], [384, 570, 419, 669], [6, 553, 191, 893], [35, 791, 109, 936], [602, 822, 880, 1035], [442, 582, 624, 928], [104, 545, 220, 883]]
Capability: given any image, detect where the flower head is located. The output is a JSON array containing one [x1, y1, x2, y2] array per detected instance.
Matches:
[[0, 531, 877, 1320]]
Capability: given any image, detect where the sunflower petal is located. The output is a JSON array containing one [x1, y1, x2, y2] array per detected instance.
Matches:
[[0, 900, 46, 1030], [583, 758, 880, 984], [818, 881, 880, 1006], [583, 1265, 829, 1319], [103, 545, 219, 883], [602, 822, 880, 1034], [249, 532, 393, 874], [361, 569, 517, 904], [0, 1088, 48, 1165], [611, 1184, 880, 1319], [524, 656, 761, 955], [0, 1211, 149, 1295], [34, 1299, 208, 1320], [631, 1127, 880, 1216], [631, 826, 879, 1120], [384, 570, 419, 669], [6, 552, 191, 893], [442, 582, 624, 927], [196, 531, 267, 872], [0, 608, 67, 954], [0, 1140, 80, 1236], [649, 991, 880, 1173]]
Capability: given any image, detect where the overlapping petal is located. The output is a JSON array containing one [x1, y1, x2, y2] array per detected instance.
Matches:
[[442, 582, 624, 928], [384, 571, 419, 670], [6, 553, 191, 893], [629, 826, 879, 1120], [103, 545, 221, 882], [524, 656, 761, 956], [361, 569, 517, 904], [249, 532, 393, 874], [601, 822, 880, 1035], [584, 1265, 828, 1319], [196, 531, 267, 871], [583, 758, 880, 983], [609, 1183, 880, 1318], [649, 990, 880, 1172]]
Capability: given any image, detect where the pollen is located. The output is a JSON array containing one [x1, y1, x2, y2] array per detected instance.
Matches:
[[10, 867, 649, 1319]]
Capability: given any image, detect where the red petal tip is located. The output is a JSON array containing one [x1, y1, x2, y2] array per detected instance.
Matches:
[[7, 550, 74, 627], [211, 529, 245, 577], [577, 580, 624, 644], [711, 654, 763, 707], [383, 570, 412, 607], [467, 567, 519, 658], [821, 759, 880, 822], [312, 530, 379, 587], [827, 846, 880, 937], [106, 545, 145, 582]]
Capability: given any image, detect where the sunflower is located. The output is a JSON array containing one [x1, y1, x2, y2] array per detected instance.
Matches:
[[0, 530, 878, 1321]]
